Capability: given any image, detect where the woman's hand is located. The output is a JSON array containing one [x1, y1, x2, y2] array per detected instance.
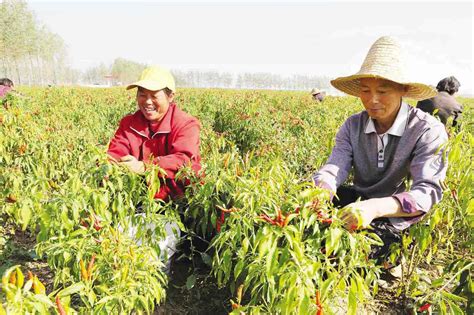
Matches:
[[119, 155, 145, 174]]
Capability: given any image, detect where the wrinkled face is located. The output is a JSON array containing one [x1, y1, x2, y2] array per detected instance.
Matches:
[[137, 88, 174, 122], [359, 78, 407, 125]]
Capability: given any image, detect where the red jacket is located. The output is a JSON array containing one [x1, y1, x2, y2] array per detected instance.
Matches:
[[107, 103, 201, 200]]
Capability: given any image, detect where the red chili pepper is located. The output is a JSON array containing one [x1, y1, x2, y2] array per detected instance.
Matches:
[[5, 194, 17, 203], [216, 211, 225, 233], [315, 290, 323, 315], [231, 302, 240, 310], [9, 271, 16, 285], [349, 223, 358, 231], [87, 254, 96, 280], [80, 219, 89, 228], [277, 209, 282, 223], [217, 205, 236, 213], [56, 295, 67, 315], [419, 303, 431, 312], [451, 189, 459, 203], [259, 214, 278, 225], [321, 218, 333, 225], [92, 215, 102, 231]]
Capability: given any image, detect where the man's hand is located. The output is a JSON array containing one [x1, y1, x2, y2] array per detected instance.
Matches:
[[340, 199, 380, 230], [119, 155, 145, 174]]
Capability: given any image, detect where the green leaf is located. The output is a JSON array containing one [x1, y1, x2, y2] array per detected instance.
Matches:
[[186, 274, 196, 290], [57, 282, 86, 297], [431, 278, 444, 288], [326, 227, 342, 256], [440, 290, 466, 303], [200, 252, 212, 266], [348, 278, 357, 315], [20, 204, 32, 230], [234, 260, 244, 280], [299, 295, 310, 315], [446, 300, 464, 315], [32, 294, 55, 307]]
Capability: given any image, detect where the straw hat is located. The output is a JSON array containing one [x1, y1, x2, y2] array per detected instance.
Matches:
[[311, 88, 322, 95], [330, 36, 436, 100], [127, 66, 176, 92]]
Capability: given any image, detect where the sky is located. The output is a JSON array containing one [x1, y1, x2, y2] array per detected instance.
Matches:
[[28, 0, 473, 95]]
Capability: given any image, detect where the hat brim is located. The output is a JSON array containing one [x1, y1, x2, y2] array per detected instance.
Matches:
[[331, 74, 437, 101], [126, 80, 175, 92]]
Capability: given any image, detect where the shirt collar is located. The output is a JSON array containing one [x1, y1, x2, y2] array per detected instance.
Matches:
[[365, 102, 409, 136]]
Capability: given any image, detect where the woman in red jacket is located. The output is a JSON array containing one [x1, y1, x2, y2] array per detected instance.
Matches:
[[108, 66, 201, 201]]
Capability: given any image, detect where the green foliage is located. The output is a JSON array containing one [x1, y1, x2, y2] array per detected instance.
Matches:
[[0, 87, 473, 313]]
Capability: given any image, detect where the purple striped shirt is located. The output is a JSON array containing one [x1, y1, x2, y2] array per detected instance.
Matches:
[[313, 103, 448, 230]]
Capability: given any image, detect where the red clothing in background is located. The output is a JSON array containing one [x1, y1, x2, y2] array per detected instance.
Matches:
[[0, 85, 12, 98]]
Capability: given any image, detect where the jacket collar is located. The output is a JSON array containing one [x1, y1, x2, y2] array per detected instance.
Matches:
[[129, 103, 175, 138], [365, 102, 409, 136]]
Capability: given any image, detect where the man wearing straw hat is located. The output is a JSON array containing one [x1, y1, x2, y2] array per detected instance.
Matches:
[[313, 36, 448, 263], [311, 88, 325, 102], [108, 65, 201, 201]]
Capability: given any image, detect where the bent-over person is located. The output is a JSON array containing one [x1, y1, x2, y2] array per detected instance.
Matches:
[[416, 76, 463, 127]]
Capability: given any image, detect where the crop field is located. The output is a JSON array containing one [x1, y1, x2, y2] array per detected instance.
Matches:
[[0, 87, 472, 314]]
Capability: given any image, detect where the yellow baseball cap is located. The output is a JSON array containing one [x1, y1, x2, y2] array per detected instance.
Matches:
[[126, 66, 176, 92]]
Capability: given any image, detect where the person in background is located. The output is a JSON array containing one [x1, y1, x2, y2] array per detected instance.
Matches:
[[0, 78, 14, 98], [311, 88, 325, 102], [416, 76, 463, 127], [313, 36, 448, 266], [107, 65, 201, 201]]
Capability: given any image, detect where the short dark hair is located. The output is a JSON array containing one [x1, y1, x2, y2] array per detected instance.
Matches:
[[137, 86, 174, 96], [162, 87, 173, 96], [0, 78, 13, 87], [436, 76, 460, 95]]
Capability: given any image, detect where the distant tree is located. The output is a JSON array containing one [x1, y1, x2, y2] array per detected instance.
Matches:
[[83, 63, 110, 85], [110, 58, 147, 85], [0, 0, 76, 85]]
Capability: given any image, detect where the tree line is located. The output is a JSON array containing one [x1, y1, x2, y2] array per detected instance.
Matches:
[[84, 60, 331, 92], [1, 0, 330, 92], [0, 0, 80, 85]]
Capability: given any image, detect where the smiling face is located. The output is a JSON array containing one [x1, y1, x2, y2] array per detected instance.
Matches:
[[136, 87, 174, 122], [359, 78, 407, 129]]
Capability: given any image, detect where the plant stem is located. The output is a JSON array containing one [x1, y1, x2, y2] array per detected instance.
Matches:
[[420, 261, 473, 303]]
